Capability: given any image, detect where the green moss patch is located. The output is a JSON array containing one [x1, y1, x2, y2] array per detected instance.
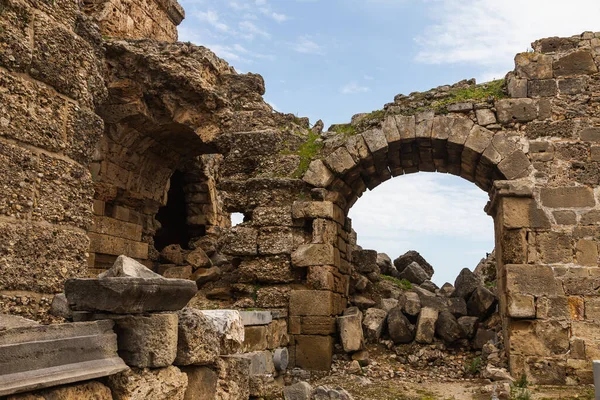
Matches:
[[381, 275, 412, 290]]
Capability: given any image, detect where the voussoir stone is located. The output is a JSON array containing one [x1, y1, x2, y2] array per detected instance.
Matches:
[[65, 277, 198, 314], [175, 308, 220, 366]]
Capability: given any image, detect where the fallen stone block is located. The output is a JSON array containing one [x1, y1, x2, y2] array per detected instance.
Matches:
[[99, 255, 162, 279], [398, 261, 429, 284], [0, 321, 127, 397], [216, 356, 250, 400], [284, 382, 312, 400], [50, 293, 72, 319], [228, 350, 275, 375], [362, 308, 387, 342], [415, 307, 438, 344], [435, 311, 463, 343], [393, 250, 434, 278], [387, 307, 414, 344], [65, 277, 197, 314], [337, 307, 364, 352], [454, 268, 480, 299]]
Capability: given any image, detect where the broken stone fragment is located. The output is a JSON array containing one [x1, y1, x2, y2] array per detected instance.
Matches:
[[387, 306, 414, 344], [362, 308, 387, 342], [273, 347, 289, 371], [50, 293, 72, 319], [467, 286, 497, 318], [435, 311, 463, 343], [403, 292, 421, 316], [192, 266, 222, 287], [185, 248, 212, 269], [415, 307, 438, 344], [175, 308, 220, 366], [453, 268, 480, 299], [337, 307, 364, 352], [99, 255, 163, 279], [393, 250, 434, 278], [200, 310, 244, 355], [376, 253, 397, 276], [65, 277, 198, 314], [160, 244, 186, 265], [0, 314, 39, 331], [283, 381, 312, 400], [457, 316, 479, 339], [397, 262, 429, 284]]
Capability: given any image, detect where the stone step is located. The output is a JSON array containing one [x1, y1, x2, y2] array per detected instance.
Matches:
[[0, 321, 127, 396]]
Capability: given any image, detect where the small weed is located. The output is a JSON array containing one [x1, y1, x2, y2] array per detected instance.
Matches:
[[485, 280, 496, 288], [431, 79, 506, 113], [514, 374, 529, 388], [466, 356, 482, 375], [281, 130, 324, 178], [330, 123, 357, 136], [381, 275, 412, 290], [361, 109, 385, 124], [510, 387, 531, 400]]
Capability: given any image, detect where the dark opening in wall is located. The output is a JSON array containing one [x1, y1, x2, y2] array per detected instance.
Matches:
[[154, 170, 191, 251]]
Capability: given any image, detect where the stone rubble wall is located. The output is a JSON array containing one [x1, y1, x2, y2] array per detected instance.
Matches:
[[0, 0, 106, 321]]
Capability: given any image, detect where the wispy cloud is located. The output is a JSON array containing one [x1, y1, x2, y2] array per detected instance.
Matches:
[[341, 81, 370, 94], [293, 35, 324, 54], [195, 10, 229, 32], [239, 20, 271, 40], [414, 0, 600, 79]]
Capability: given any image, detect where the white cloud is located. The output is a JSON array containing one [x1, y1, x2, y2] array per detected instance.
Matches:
[[239, 20, 271, 40], [415, 0, 600, 73], [363, 75, 374, 81], [341, 81, 370, 94], [293, 36, 324, 54], [195, 10, 229, 32], [270, 12, 289, 22]]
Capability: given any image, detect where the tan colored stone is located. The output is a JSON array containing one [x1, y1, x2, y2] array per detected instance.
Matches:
[[508, 320, 569, 356], [507, 293, 535, 318], [289, 290, 335, 316], [576, 239, 598, 266], [540, 186, 596, 208], [515, 53, 553, 79], [243, 325, 268, 352], [295, 335, 333, 371], [501, 197, 550, 229], [303, 160, 334, 188], [291, 244, 337, 267], [182, 366, 217, 400], [536, 296, 570, 320], [505, 264, 564, 296], [108, 366, 188, 400]]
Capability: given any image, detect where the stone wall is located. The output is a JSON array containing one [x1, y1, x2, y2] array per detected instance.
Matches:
[[83, 0, 184, 42], [0, 0, 106, 321]]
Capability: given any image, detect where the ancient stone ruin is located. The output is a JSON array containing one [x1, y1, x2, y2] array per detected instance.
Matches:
[[2, 0, 600, 398]]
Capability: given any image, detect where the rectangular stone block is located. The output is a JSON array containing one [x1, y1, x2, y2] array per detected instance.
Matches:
[[292, 201, 335, 220], [300, 316, 336, 335], [289, 290, 335, 316], [508, 320, 569, 357], [91, 216, 143, 241], [291, 244, 337, 267], [243, 326, 269, 352], [501, 197, 550, 229], [88, 232, 149, 260], [240, 311, 273, 326], [540, 186, 596, 208], [294, 335, 333, 371], [505, 264, 564, 297], [258, 227, 294, 255]]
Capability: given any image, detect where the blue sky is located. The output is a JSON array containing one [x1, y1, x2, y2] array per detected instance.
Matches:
[[179, 0, 599, 285]]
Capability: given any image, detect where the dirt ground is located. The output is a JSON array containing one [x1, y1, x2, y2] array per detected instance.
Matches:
[[306, 345, 595, 400]]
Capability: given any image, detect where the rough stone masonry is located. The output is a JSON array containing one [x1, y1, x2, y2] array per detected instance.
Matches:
[[1, 0, 600, 389]]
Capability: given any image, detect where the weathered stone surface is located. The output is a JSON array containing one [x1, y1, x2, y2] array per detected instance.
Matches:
[[379, 298, 400, 313], [435, 311, 463, 343], [352, 249, 379, 274], [505, 264, 563, 296], [473, 328, 496, 350], [292, 244, 337, 267], [447, 297, 468, 317], [191, 267, 222, 286], [240, 311, 273, 326], [387, 307, 414, 344], [540, 186, 596, 208], [376, 253, 396, 276], [398, 261, 429, 284], [415, 307, 438, 344], [185, 248, 212, 269], [295, 335, 333, 370], [0, 321, 127, 397], [274, 347, 289, 371], [160, 244, 186, 265], [99, 255, 162, 279], [8, 381, 113, 400], [283, 381, 312, 400], [230, 351, 275, 376], [467, 286, 496, 318], [0, 314, 39, 331], [49, 293, 72, 319], [108, 366, 188, 400], [393, 250, 434, 278], [111, 313, 178, 368], [454, 268, 480, 299], [243, 325, 268, 352], [457, 316, 478, 339], [403, 292, 421, 316], [362, 308, 387, 342], [439, 283, 455, 297], [200, 310, 244, 355], [182, 366, 217, 400], [337, 307, 364, 352], [290, 290, 335, 316], [553, 50, 598, 77], [303, 160, 335, 188], [216, 356, 250, 400], [175, 308, 220, 366], [496, 99, 537, 123], [65, 277, 197, 314], [507, 293, 536, 318]]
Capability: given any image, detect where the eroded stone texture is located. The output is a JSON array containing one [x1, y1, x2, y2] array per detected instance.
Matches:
[[107, 366, 188, 400]]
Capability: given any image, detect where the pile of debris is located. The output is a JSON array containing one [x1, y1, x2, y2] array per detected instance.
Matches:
[[341, 248, 508, 381]]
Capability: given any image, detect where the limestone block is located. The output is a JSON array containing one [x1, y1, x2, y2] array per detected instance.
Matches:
[[403, 292, 421, 316], [88, 233, 149, 260], [534, 232, 573, 264], [291, 244, 337, 267], [497, 151, 531, 179], [252, 206, 294, 226], [283, 381, 312, 400], [185, 248, 212, 269], [540, 186, 596, 208], [65, 277, 197, 314], [230, 351, 275, 376], [237, 256, 296, 284], [175, 308, 220, 366], [475, 109, 497, 126], [361, 128, 388, 156], [576, 239, 598, 266], [299, 316, 336, 335], [218, 226, 258, 256], [506, 264, 563, 297], [508, 320, 569, 356], [553, 50, 598, 77], [387, 307, 414, 344], [216, 356, 250, 400], [240, 311, 273, 326], [200, 310, 244, 355], [501, 197, 550, 229], [553, 210, 577, 225], [495, 99, 538, 123], [507, 75, 528, 98], [289, 290, 335, 316], [249, 375, 283, 398], [191, 266, 222, 286], [292, 201, 335, 220], [182, 366, 217, 400], [324, 147, 357, 175], [514, 53, 553, 79], [435, 311, 462, 343], [362, 308, 387, 342], [163, 266, 192, 280], [352, 249, 379, 274], [243, 325, 268, 352], [415, 307, 438, 344], [267, 319, 289, 349], [398, 261, 428, 284], [107, 366, 188, 400], [91, 216, 143, 242], [454, 268, 480, 299], [303, 160, 334, 188], [467, 286, 496, 318], [457, 316, 478, 339], [0, 321, 127, 397], [507, 293, 536, 318], [0, 314, 39, 331], [337, 308, 363, 352], [558, 76, 588, 94], [294, 335, 333, 371], [258, 227, 295, 255]]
